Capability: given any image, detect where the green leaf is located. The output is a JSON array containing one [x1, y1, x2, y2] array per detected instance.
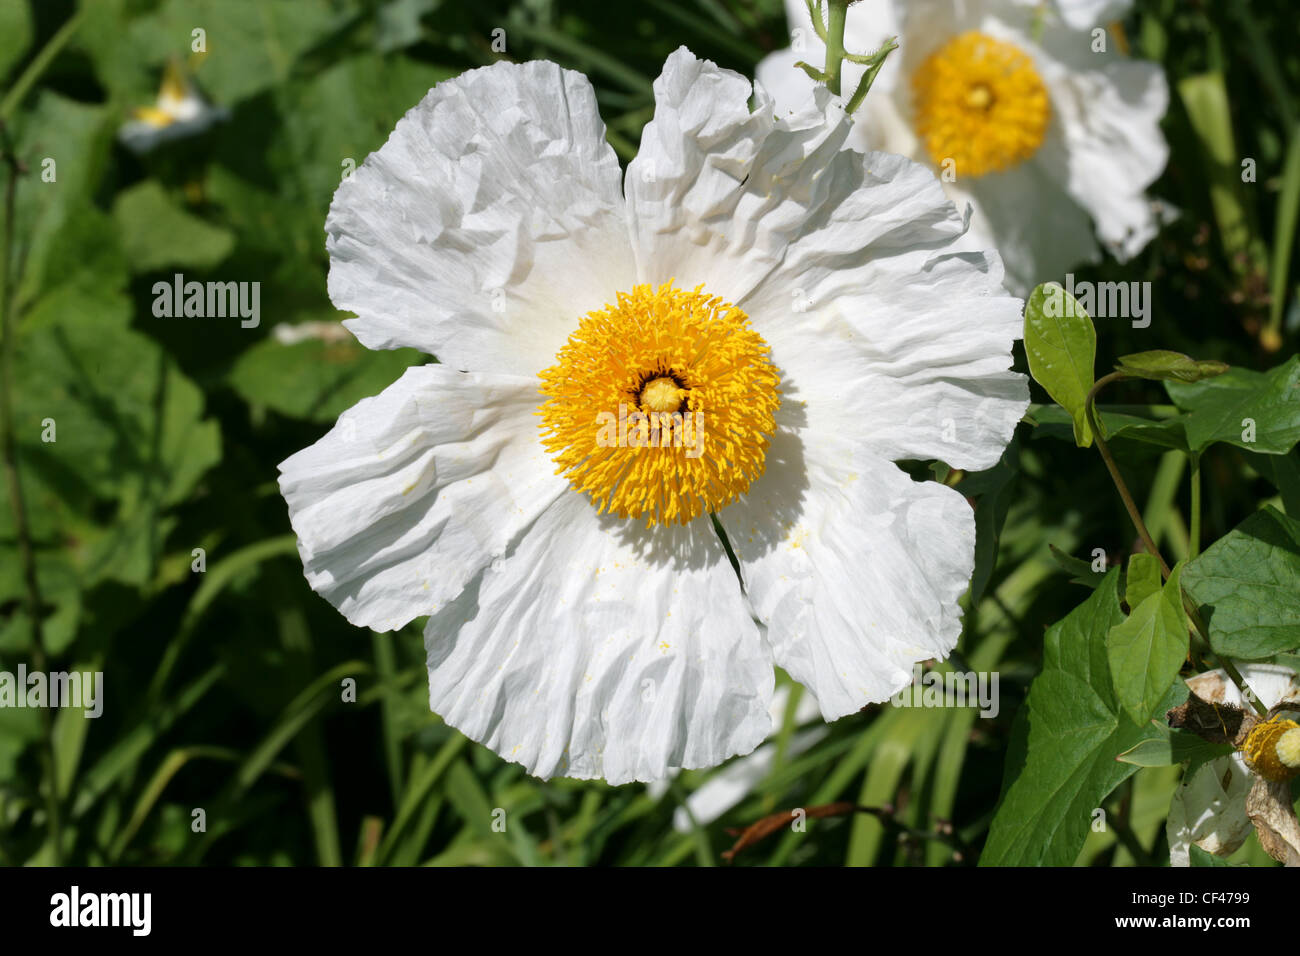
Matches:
[[1245, 449, 1300, 517], [12, 92, 115, 308], [0, 0, 33, 80], [1023, 283, 1097, 448], [1048, 544, 1106, 589], [1124, 552, 1163, 609], [1165, 355, 1300, 454], [982, 572, 1186, 865], [1115, 350, 1229, 383], [112, 181, 235, 273], [1107, 562, 1190, 726], [1183, 506, 1300, 659], [1116, 727, 1232, 768], [268, 53, 456, 221], [1028, 404, 1189, 452], [1189, 844, 1236, 867], [227, 336, 423, 423], [7, 315, 222, 585], [126, 0, 359, 106], [957, 443, 1017, 606]]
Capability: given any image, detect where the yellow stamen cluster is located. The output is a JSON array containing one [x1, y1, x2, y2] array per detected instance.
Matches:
[[538, 282, 780, 526], [1242, 717, 1300, 783], [911, 31, 1051, 178]]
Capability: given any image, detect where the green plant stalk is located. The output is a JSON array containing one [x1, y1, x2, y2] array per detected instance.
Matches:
[[1086, 374, 1265, 716], [823, 0, 849, 96], [844, 36, 899, 115], [1189, 452, 1202, 559], [0, 10, 86, 121], [1085, 373, 1168, 573], [1267, 123, 1300, 344]]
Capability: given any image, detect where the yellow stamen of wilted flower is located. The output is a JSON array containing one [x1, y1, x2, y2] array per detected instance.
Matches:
[[911, 31, 1051, 178], [1242, 716, 1300, 782], [538, 282, 780, 527]]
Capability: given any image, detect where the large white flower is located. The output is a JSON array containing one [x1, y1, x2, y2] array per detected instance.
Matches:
[[278, 48, 1028, 784], [757, 0, 1169, 293]]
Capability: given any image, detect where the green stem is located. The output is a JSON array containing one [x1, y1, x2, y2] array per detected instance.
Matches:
[[1189, 451, 1202, 559], [843, 36, 899, 115], [823, 0, 849, 96], [0, 10, 86, 121], [1085, 373, 1168, 575], [1086, 374, 1266, 717]]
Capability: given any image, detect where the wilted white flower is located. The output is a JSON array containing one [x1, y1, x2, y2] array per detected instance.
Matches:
[[758, 0, 1169, 293], [278, 48, 1027, 784], [119, 60, 226, 153], [1168, 664, 1300, 866]]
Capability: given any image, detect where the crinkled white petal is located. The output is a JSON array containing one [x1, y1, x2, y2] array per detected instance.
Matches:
[[325, 59, 635, 374], [669, 686, 825, 830], [719, 446, 976, 722], [641, 52, 1027, 471], [1167, 755, 1254, 867], [626, 48, 862, 303], [964, 158, 1101, 294], [277, 365, 565, 632], [739, 147, 1028, 472], [423, 493, 774, 784]]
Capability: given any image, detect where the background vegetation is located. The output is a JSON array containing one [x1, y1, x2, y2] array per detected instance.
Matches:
[[0, 0, 1296, 866]]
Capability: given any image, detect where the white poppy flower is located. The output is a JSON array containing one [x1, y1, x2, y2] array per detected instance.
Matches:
[[119, 60, 227, 153], [1167, 663, 1300, 866], [757, 0, 1169, 294], [277, 48, 1027, 784]]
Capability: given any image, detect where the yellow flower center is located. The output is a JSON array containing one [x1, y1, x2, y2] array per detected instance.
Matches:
[[1242, 717, 1300, 782], [538, 282, 780, 527], [911, 31, 1051, 178]]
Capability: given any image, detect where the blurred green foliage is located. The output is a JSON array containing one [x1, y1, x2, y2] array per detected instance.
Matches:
[[0, 0, 1297, 866]]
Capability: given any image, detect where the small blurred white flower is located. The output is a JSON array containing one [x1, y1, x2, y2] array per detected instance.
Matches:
[[119, 60, 226, 153]]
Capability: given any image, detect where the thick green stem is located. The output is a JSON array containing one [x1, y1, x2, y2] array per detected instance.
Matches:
[[823, 0, 849, 96]]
